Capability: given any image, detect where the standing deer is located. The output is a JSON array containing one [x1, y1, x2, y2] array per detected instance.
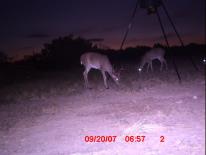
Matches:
[[80, 52, 119, 89], [138, 48, 167, 72]]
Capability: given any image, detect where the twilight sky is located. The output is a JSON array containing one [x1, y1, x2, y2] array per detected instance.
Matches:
[[0, 0, 205, 59]]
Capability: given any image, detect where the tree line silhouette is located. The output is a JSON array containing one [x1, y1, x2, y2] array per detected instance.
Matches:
[[0, 34, 205, 87], [1, 35, 205, 70]]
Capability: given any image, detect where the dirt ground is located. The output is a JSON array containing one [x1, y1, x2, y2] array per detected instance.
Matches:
[[0, 62, 205, 155]]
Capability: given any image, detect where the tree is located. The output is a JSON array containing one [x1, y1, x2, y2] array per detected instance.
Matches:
[[39, 35, 93, 68], [0, 51, 8, 64]]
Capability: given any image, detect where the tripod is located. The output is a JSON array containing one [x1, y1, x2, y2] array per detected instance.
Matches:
[[120, 0, 199, 83]]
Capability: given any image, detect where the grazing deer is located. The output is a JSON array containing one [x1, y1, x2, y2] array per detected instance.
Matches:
[[80, 52, 119, 89], [138, 48, 167, 72]]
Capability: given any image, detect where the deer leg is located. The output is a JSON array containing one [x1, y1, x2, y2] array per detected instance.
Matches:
[[146, 63, 150, 72], [101, 71, 109, 89], [83, 67, 91, 88], [163, 59, 168, 70], [160, 61, 163, 71], [160, 58, 167, 71], [150, 62, 153, 72]]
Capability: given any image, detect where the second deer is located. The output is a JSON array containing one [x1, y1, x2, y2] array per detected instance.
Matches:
[[138, 48, 167, 72]]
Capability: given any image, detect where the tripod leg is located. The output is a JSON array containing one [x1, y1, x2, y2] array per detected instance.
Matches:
[[161, 1, 199, 71], [120, 0, 139, 50], [156, 8, 182, 83]]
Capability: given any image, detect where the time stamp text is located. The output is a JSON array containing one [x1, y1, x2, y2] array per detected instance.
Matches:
[[84, 135, 165, 143]]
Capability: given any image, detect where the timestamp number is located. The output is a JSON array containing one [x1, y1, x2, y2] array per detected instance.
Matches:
[[124, 135, 146, 142], [85, 136, 117, 143]]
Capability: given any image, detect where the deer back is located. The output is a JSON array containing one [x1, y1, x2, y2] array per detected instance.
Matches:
[[80, 52, 113, 72], [146, 48, 165, 60]]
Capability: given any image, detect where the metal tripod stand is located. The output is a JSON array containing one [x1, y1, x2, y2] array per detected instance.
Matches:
[[120, 0, 198, 83]]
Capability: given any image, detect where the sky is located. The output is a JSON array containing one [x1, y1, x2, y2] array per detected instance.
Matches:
[[0, 0, 205, 60]]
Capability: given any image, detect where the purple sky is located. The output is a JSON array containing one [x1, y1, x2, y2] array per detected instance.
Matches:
[[0, 0, 205, 59]]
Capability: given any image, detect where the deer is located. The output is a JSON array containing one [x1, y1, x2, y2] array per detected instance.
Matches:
[[80, 52, 120, 89], [138, 48, 167, 73]]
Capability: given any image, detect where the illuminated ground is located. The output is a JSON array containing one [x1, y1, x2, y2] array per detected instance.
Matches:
[[0, 62, 205, 155]]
